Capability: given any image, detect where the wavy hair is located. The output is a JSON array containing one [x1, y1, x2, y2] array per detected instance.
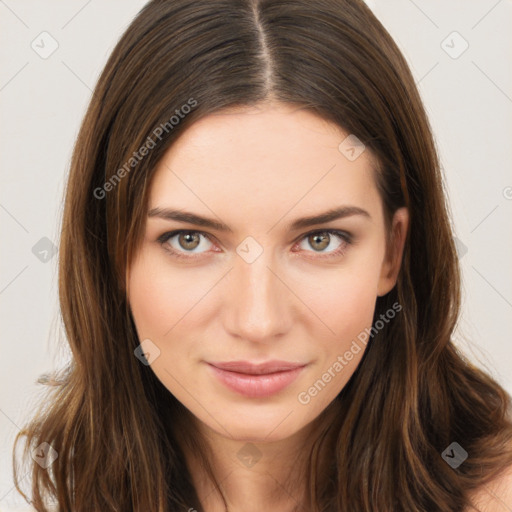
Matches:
[[12, 0, 512, 510]]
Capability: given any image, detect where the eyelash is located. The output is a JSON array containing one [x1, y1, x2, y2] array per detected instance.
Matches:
[[157, 229, 353, 261]]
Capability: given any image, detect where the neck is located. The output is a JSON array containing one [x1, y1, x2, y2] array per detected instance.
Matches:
[[177, 402, 341, 512]]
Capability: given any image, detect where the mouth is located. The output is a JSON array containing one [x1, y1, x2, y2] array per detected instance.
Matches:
[[206, 360, 307, 398]]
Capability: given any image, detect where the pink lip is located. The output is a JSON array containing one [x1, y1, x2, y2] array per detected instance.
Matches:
[[207, 360, 307, 398]]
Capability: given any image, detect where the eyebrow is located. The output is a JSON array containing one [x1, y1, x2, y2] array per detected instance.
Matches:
[[147, 205, 371, 232]]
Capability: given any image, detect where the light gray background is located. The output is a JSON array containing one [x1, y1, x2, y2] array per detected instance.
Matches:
[[1, 1, 511, 510]]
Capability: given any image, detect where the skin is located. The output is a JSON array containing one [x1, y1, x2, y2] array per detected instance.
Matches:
[[465, 464, 512, 511], [126, 101, 409, 510]]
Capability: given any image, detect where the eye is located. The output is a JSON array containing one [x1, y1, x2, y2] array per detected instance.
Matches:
[[157, 228, 352, 260], [293, 229, 351, 258], [157, 230, 216, 259]]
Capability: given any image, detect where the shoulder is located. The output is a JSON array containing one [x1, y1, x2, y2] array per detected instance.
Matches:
[[464, 463, 512, 511]]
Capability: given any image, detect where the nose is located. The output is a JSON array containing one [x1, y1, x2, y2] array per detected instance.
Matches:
[[222, 250, 293, 344]]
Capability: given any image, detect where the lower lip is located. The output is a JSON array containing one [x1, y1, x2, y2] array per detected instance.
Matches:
[[207, 364, 306, 398]]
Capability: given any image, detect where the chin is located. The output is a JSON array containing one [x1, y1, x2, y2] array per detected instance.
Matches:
[[198, 399, 315, 443]]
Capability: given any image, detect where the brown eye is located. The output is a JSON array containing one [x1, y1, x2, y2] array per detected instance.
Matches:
[[177, 232, 201, 250], [308, 232, 330, 251], [158, 230, 215, 257], [294, 229, 351, 258]]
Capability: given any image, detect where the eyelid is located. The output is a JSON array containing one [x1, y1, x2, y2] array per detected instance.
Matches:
[[157, 228, 353, 259], [293, 228, 352, 245], [291, 228, 352, 259], [156, 230, 216, 259]]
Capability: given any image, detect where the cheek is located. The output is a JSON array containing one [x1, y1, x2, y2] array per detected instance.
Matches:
[[127, 253, 193, 339], [301, 254, 383, 335], [298, 248, 385, 389], [292, 263, 381, 412], [307, 274, 377, 364], [127, 256, 202, 395]]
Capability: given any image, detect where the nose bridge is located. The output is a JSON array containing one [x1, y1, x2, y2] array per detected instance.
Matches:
[[224, 249, 289, 343]]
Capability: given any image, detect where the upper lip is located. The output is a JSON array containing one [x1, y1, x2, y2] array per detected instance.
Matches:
[[208, 360, 306, 375]]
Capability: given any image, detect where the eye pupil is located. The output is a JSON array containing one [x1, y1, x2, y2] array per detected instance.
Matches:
[[179, 232, 200, 250], [309, 232, 330, 251]]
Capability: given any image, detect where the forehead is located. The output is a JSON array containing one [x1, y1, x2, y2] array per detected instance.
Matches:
[[148, 104, 382, 229]]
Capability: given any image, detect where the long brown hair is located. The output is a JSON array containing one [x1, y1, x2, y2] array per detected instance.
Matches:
[[12, 0, 512, 510]]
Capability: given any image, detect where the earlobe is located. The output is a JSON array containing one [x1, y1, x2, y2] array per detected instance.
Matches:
[[377, 207, 409, 297]]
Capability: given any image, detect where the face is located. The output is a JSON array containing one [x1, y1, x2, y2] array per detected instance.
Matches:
[[126, 102, 408, 442]]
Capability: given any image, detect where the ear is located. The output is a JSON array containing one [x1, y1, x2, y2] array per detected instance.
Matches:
[[377, 207, 409, 297]]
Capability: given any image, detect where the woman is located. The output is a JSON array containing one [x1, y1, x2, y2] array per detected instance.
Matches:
[[12, 0, 512, 510]]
